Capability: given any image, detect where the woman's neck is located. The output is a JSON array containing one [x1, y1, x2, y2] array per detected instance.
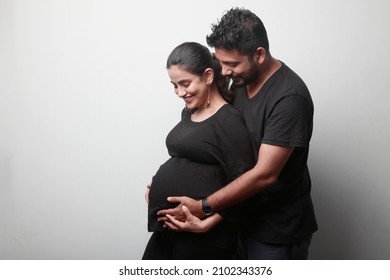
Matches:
[[191, 88, 227, 122]]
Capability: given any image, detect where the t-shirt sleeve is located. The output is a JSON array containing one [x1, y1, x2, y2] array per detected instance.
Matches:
[[218, 112, 256, 181], [263, 95, 312, 148], [216, 111, 256, 223]]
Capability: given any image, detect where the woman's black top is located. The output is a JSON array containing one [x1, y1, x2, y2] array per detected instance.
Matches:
[[148, 104, 255, 248]]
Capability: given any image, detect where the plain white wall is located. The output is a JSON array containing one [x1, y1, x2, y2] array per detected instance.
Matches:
[[0, 0, 389, 259]]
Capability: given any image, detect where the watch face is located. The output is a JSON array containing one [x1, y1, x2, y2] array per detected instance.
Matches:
[[202, 205, 213, 215], [202, 198, 213, 215]]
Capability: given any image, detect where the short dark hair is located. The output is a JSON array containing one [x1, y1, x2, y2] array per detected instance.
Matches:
[[166, 42, 231, 101], [206, 8, 269, 56]]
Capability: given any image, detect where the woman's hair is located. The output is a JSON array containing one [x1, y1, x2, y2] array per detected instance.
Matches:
[[206, 7, 269, 57], [166, 42, 232, 102]]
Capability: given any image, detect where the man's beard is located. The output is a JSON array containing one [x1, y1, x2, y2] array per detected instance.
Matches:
[[231, 64, 259, 88]]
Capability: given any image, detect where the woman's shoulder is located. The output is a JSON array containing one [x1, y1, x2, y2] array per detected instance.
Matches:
[[218, 103, 244, 117], [214, 104, 246, 126]]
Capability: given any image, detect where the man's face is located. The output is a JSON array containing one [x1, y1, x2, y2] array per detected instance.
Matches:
[[214, 48, 259, 87]]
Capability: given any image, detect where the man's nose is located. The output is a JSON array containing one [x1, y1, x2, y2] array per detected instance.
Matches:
[[221, 66, 233, 76]]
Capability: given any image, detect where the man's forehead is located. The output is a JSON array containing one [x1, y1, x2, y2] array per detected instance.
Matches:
[[214, 48, 245, 62]]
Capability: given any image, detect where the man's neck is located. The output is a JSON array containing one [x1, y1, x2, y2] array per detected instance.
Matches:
[[247, 57, 282, 98]]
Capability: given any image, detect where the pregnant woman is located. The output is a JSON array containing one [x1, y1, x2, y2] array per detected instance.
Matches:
[[142, 42, 255, 260]]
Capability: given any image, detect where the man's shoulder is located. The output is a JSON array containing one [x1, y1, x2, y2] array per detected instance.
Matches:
[[278, 63, 310, 93]]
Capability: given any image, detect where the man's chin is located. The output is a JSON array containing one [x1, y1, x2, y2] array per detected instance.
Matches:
[[232, 81, 247, 88]]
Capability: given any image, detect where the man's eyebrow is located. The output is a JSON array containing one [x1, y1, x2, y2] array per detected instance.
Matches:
[[220, 60, 239, 65]]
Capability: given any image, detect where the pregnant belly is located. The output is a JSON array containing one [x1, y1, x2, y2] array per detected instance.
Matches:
[[148, 157, 226, 231]]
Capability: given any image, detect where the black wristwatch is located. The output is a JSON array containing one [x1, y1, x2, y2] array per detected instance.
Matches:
[[201, 198, 214, 216]]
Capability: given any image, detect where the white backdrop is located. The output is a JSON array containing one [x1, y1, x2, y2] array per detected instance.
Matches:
[[1, 0, 389, 259]]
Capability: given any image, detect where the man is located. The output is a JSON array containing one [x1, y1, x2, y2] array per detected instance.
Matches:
[[158, 7, 318, 260]]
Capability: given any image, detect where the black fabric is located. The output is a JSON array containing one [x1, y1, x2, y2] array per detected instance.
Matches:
[[147, 104, 255, 251], [242, 235, 312, 260], [142, 231, 236, 260], [232, 62, 318, 244]]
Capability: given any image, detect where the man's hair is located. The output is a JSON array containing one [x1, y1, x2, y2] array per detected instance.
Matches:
[[206, 8, 269, 56]]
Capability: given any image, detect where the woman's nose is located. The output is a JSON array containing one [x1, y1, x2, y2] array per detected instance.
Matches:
[[176, 88, 186, 97]]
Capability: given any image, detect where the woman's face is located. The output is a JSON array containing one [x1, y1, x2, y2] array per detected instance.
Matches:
[[167, 65, 208, 110]]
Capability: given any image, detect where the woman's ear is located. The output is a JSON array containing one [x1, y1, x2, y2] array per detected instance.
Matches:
[[203, 68, 214, 85]]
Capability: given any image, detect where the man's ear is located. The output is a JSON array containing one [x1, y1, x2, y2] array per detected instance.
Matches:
[[254, 47, 266, 63]]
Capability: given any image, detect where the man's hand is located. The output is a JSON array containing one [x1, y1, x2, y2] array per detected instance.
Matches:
[[157, 196, 203, 222], [164, 205, 222, 233]]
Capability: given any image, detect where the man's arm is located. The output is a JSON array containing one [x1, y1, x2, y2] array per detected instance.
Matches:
[[158, 143, 293, 220], [208, 143, 293, 211]]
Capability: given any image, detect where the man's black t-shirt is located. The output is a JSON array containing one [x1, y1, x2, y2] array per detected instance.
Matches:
[[233, 62, 318, 244]]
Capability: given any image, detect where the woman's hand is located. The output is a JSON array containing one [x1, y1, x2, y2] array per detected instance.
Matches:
[[144, 182, 151, 204], [157, 196, 202, 222], [164, 205, 223, 233]]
